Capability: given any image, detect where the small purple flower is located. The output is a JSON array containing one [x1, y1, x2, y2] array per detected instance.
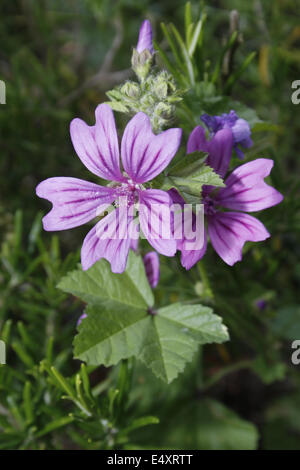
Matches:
[[136, 20, 154, 55], [77, 312, 87, 327], [143, 252, 160, 288], [201, 110, 253, 159], [170, 125, 283, 269], [256, 299, 267, 310], [36, 104, 182, 273]]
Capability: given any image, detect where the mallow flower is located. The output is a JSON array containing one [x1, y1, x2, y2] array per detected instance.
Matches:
[[169, 125, 283, 269], [201, 110, 253, 159], [36, 104, 182, 273], [143, 252, 160, 288]]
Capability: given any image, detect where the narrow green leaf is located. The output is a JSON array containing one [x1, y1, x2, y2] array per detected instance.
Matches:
[[80, 364, 94, 403], [184, 2, 193, 44], [224, 51, 257, 93], [46, 336, 54, 363], [1, 320, 12, 343], [13, 210, 23, 263], [23, 381, 34, 425], [161, 23, 185, 73], [188, 18, 204, 57], [17, 322, 31, 350], [35, 416, 74, 438], [50, 366, 76, 400], [11, 341, 34, 368], [28, 211, 43, 253], [170, 24, 195, 86], [211, 31, 238, 84], [154, 40, 186, 84], [120, 416, 159, 435]]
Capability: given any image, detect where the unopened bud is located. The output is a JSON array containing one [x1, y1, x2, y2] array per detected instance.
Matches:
[[153, 80, 168, 99], [154, 102, 174, 120], [120, 81, 140, 98], [136, 20, 154, 55], [131, 48, 153, 81]]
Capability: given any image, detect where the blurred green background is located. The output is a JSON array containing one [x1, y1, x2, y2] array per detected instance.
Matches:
[[0, 0, 300, 450]]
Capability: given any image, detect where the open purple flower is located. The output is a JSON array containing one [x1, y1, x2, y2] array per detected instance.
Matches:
[[170, 125, 283, 269], [143, 252, 160, 288], [36, 104, 181, 273], [201, 110, 253, 159], [136, 19, 154, 55]]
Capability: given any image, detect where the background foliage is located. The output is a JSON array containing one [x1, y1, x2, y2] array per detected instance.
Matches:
[[0, 0, 299, 449]]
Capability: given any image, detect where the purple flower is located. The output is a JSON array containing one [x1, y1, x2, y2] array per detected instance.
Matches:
[[136, 20, 154, 54], [77, 312, 87, 327], [36, 104, 181, 273], [201, 110, 253, 159], [256, 299, 267, 310], [170, 125, 283, 268], [143, 252, 160, 288]]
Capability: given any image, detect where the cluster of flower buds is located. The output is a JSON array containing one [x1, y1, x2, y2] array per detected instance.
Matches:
[[106, 20, 184, 133]]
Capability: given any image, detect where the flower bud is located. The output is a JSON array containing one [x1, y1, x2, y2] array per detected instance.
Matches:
[[143, 252, 160, 288], [136, 20, 154, 55], [154, 102, 174, 120], [153, 80, 168, 100], [120, 81, 140, 98], [132, 20, 154, 81], [131, 49, 153, 81]]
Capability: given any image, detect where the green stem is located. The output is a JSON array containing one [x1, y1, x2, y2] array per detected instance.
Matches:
[[201, 359, 253, 391], [197, 260, 213, 299]]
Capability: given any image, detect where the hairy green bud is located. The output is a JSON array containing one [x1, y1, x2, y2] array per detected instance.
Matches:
[[120, 81, 141, 99], [154, 102, 174, 120], [131, 48, 153, 81]]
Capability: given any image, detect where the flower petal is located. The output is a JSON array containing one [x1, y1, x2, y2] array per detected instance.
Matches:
[[187, 125, 208, 154], [143, 252, 160, 287], [207, 128, 233, 178], [208, 211, 270, 266], [187, 125, 233, 178], [168, 188, 207, 270], [130, 238, 139, 252], [180, 229, 207, 270], [121, 112, 182, 183], [36, 177, 115, 231], [216, 158, 284, 212], [81, 208, 131, 273], [232, 118, 252, 145], [138, 189, 177, 256], [70, 103, 123, 182]]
